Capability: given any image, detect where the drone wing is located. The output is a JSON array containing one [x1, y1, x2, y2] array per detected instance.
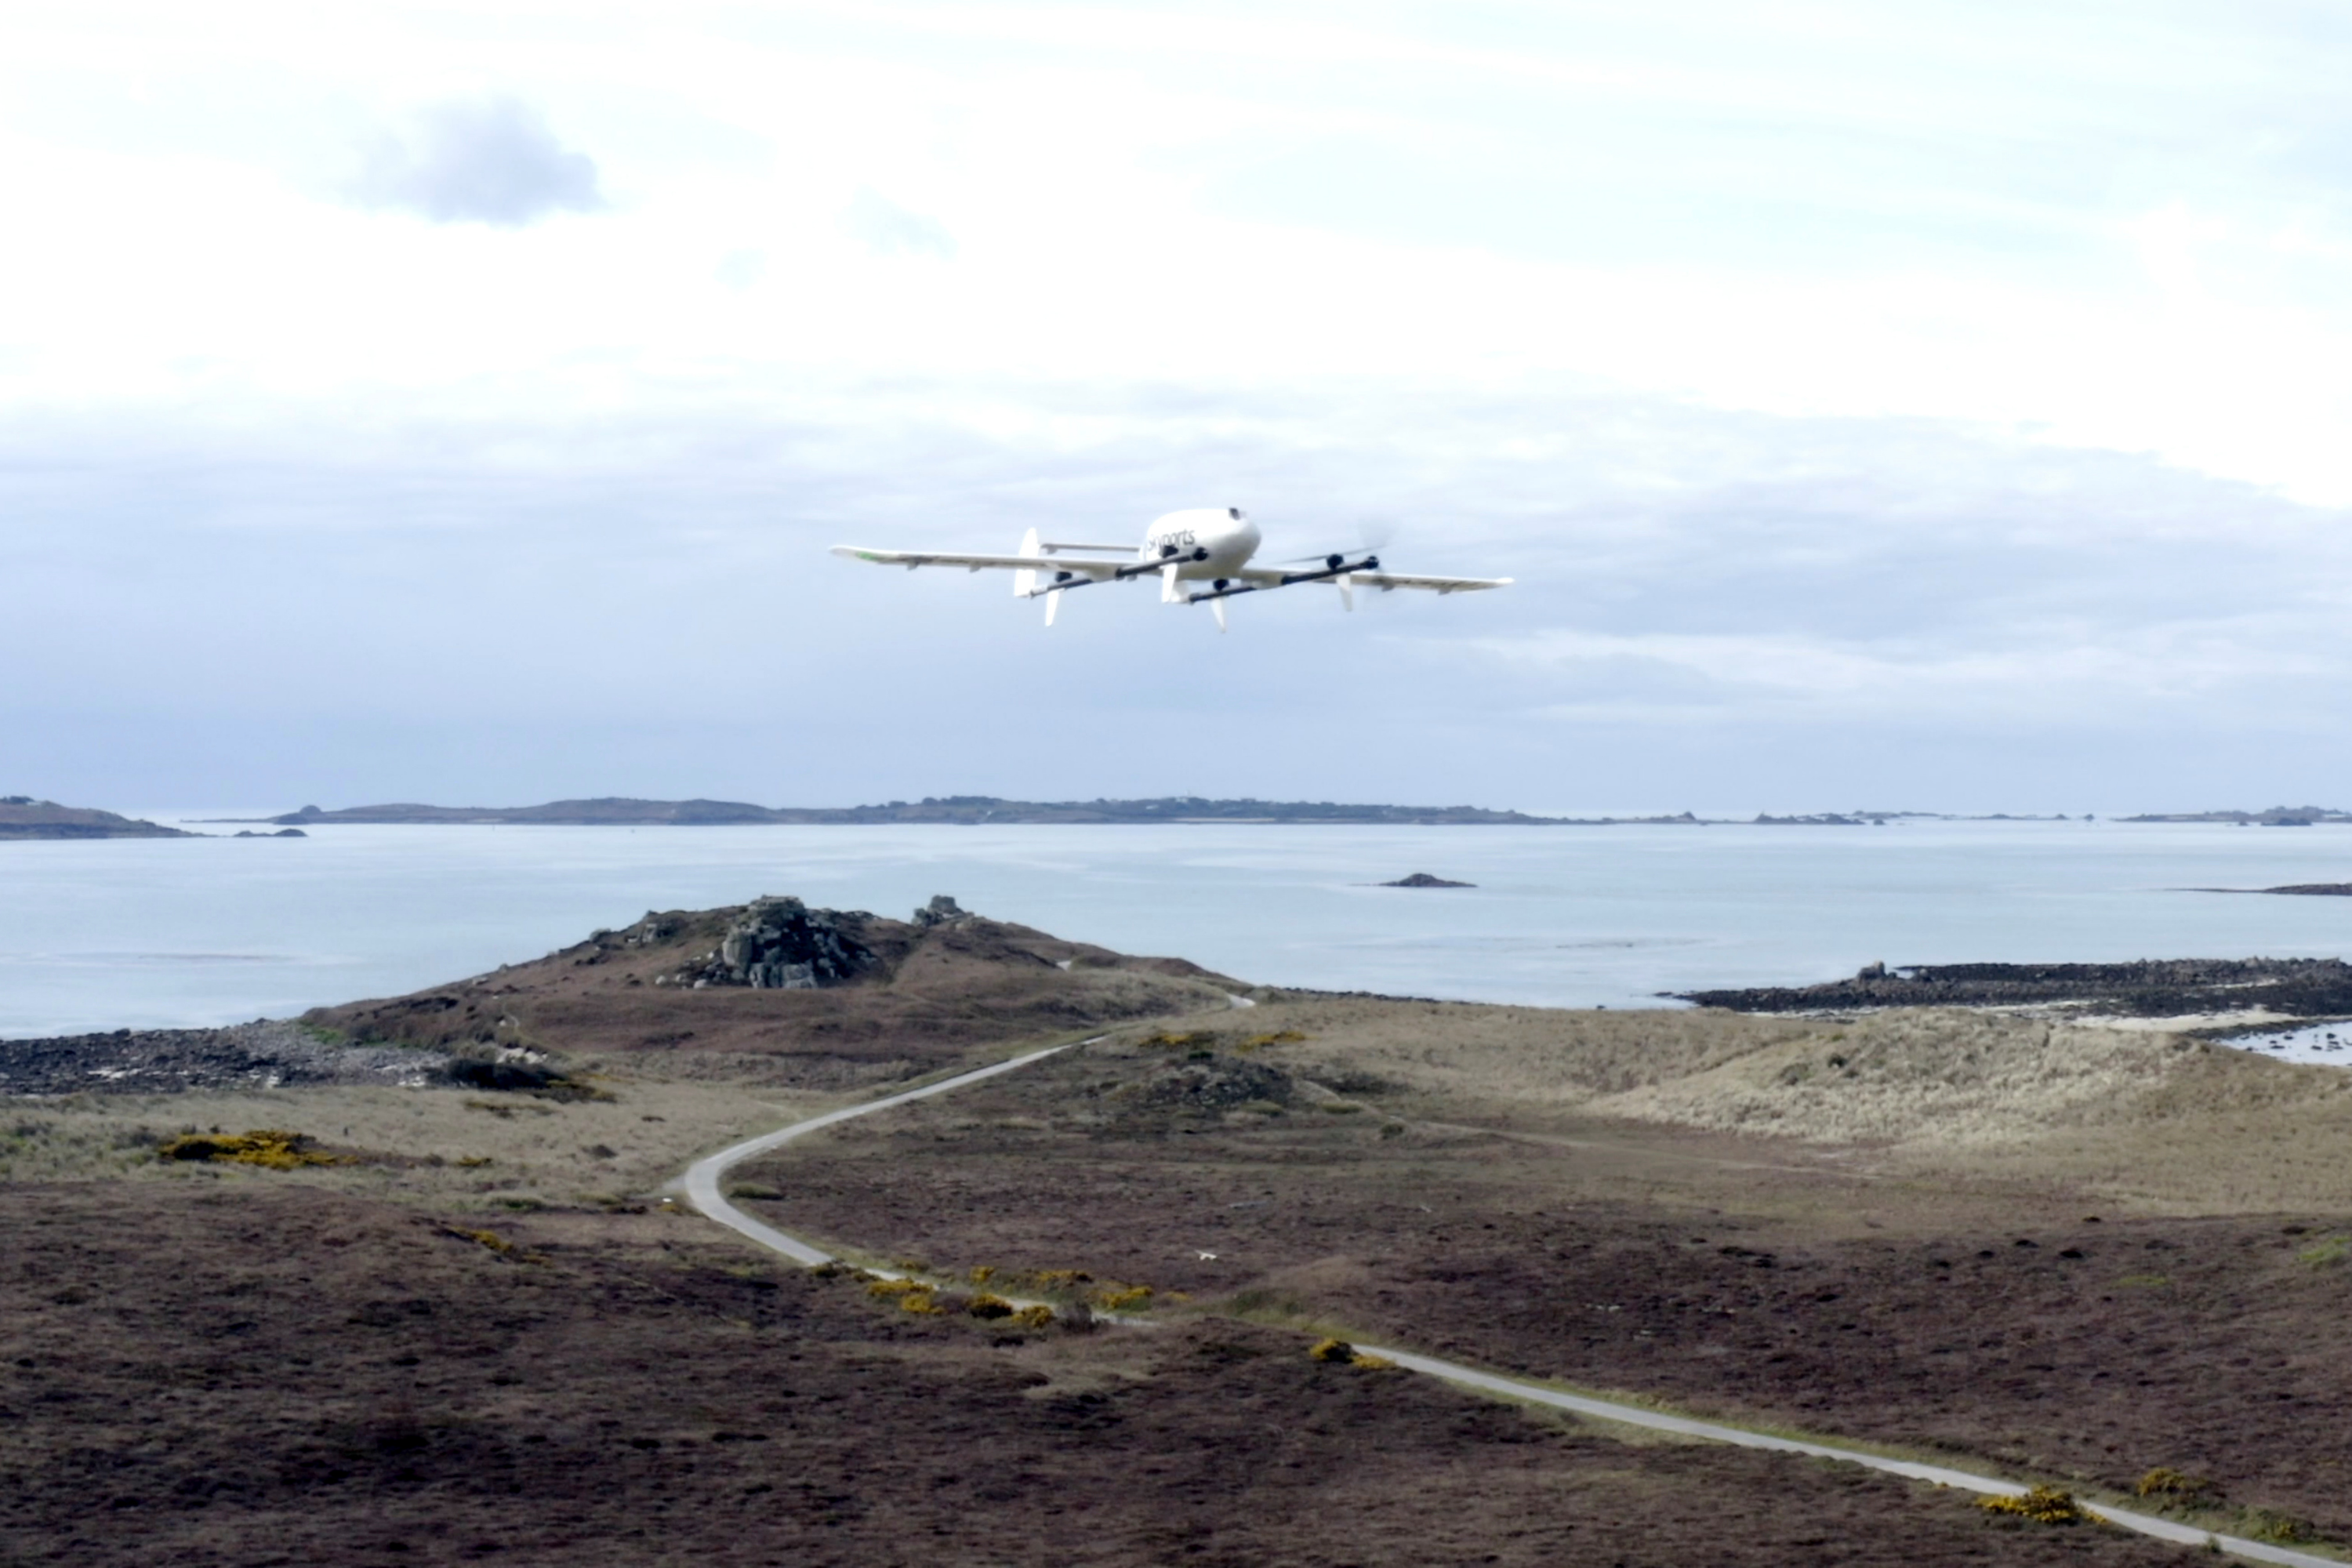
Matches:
[[829, 545, 1123, 578], [1222, 565, 1511, 594], [1348, 570, 1512, 593]]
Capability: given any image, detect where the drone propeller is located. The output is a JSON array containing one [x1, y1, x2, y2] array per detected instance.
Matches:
[[1276, 516, 1397, 566]]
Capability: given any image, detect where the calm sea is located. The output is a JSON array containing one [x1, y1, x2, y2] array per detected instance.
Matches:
[[5, 815, 2351, 1041]]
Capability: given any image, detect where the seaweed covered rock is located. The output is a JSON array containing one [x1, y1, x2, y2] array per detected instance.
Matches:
[[702, 897, 878, 990]]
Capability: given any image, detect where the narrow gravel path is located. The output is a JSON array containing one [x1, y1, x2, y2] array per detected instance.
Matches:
[[681, 1041, 2338, 1568]]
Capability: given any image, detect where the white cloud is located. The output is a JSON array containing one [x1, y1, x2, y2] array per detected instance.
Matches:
[[346, 96, 605, 226], [839, 188, 956, 260], [5, 4, 2352, 806]]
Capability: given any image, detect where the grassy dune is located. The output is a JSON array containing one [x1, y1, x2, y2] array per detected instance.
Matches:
[[1252, 996, 2352, 1212]]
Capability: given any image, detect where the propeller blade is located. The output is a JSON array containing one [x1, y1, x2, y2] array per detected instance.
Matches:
[[1278, 517, 1399, 564]]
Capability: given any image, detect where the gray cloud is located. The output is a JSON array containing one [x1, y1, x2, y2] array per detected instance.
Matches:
[[8, 383, 2352, 814], [839, 188, 956, 259], [350, 96, 606, 226]]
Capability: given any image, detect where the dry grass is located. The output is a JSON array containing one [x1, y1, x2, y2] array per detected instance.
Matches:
[[1586, 1012, 2198, 1146], [0, 1072, 828, 1212], [1243, 999, 1817, 1109], [1200, 997, 2352, 1215]]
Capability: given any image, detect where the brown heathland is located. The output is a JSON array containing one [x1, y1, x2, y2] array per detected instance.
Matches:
[[0, 1182, 2190, 1568], [7, 906, 2350, 1563]]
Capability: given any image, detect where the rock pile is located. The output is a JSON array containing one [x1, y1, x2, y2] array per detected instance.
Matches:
[[696, 896, 879, 990]]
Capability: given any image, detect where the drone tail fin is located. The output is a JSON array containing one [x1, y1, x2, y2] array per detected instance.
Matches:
[[1012, 527, 1042, 598]]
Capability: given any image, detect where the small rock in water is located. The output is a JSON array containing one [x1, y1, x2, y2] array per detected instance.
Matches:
[[1379, 872, 1475, 888]]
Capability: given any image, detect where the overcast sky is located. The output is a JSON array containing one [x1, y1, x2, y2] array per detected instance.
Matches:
[[9, 1, 2352, 814]]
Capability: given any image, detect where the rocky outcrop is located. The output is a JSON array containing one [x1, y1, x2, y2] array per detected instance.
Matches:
[[1380, 873, 1473, 887], [695, 896, 878, 989], [910, 895, 971, 927]]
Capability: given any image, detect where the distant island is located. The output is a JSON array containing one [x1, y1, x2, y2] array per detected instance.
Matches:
[[0, 797, 193, 840], [1380, 872, 1475, 887], [2124, 805, 2352, 825], [204, 797, 2082, 828], [215, 796, 1567, 826]]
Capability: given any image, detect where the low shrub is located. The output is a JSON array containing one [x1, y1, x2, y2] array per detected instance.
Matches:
[[2296, 1236, 2348, 1267], [1307, 1338, 1395, 1370], [1012, 1305, 1056, 1330], [155, 1129, 343, 1170], [2245, 1511, 2317, 1544], [859, 1276, 946, 1313], [1091, 1283, 1153, 1312], [966, 1293, 1015, 1319], [446, 1057, 611, 1102], [1979, 1486, 2087, 1525], [2138, 1468, 2220, 1502], [441, 1226, 514, 1256]]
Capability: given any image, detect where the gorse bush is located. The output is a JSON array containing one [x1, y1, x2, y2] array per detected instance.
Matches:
[[2137, 1468, 2218, 1502], [155, 1129, 343, 1170], [1978, 1486, 2086, 1525], [1090, 1283, 1152, 1312]]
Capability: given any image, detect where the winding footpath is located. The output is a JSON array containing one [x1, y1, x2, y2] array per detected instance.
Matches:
[[680, 1042, 2338, 1568]]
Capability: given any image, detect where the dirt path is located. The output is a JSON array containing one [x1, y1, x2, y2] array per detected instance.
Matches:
[[681, 1042, 1076, 1267], [678, 1043, 2339, 1568]]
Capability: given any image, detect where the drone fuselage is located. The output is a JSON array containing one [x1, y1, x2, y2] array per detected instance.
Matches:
[[1142, 506, 1264, 583]]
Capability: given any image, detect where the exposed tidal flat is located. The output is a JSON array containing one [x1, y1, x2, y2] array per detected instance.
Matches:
[[6, 813, 2352, 1037]]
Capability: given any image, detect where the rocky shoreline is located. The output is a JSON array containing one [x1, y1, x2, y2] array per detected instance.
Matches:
[[0, 1020, 449, 1096], [1681, 956, 2352, 1023]]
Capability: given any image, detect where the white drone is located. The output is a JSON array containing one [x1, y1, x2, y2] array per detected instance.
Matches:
[[833, 506, 1511, 631]]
